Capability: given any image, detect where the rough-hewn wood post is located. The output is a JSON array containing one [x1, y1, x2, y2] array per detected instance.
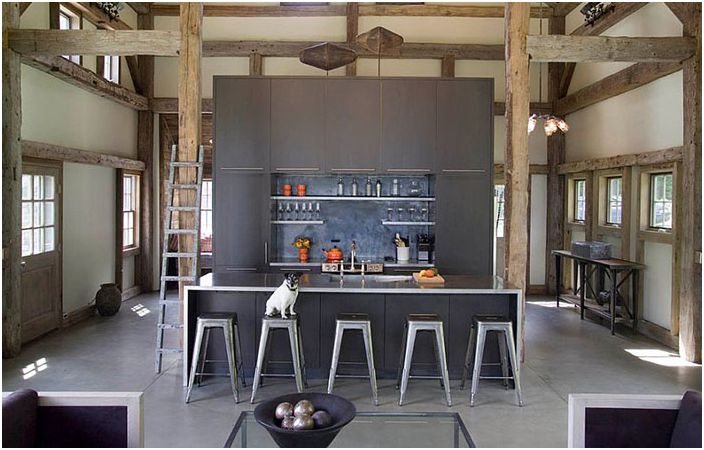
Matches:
[[177, 2, 202, 302], [441, 54, 455, 78], [249, 52, 262, 76], [138, 9, 155, 292], [504, 3, 530, 354], [346, 2, 358, 76], [2, 2, 22, 358], [546, 14, 566, 295], [679, 4, 702, 363]]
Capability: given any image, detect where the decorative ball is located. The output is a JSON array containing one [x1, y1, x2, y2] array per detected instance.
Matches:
[[293, 414, 314, 430], [294, 399, 315, 417], [280, 416, 295, 430], [311, 410, 332, 429], [275, 402, 294, 420]]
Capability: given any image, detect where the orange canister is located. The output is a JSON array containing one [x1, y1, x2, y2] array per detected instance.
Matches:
[[282, 184, 292, 196], [297, 184, 306, 197]]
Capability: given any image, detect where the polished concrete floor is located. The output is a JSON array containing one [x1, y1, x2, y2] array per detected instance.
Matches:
[[3, 293, 701, 447]]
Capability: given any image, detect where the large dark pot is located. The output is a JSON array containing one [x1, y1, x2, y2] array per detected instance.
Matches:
[[254, 393, 356, 448], [95, 283, 122, 316]]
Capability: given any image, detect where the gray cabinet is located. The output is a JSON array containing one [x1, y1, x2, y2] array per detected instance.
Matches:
[[325, 79, 380, 173], [214, 78, 270, 171], [380, 79, 437, 173], [437, 79, 493, 172], [435, 173, 493, 275], [270, 79, 325, 173], [213, 173, 270, 270]]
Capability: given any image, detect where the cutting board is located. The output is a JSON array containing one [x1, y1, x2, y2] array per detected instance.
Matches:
[[413, 272, 446, 285]]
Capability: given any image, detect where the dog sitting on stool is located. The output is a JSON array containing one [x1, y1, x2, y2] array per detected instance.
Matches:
[[265, 273, 300, 319]]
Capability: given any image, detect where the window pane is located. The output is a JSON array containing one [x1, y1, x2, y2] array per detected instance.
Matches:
[[44, 176, 55, 200], [22, 230, 32, 256], [44, 227, 55, 252], [33, 176, 44, 200], [22, 202, 32, 229], [664, 174, 673, 200], [44, 201, 55, 226], [33, 202, 44, 227], [33, 228, 44, 255], [124, 212, 130, 230], [22, 175, 32, 200], [59, 13, 70, 30], [124, 229, 132, 246]]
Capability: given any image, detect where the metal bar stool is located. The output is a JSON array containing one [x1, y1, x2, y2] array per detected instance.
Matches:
[[395, 314, 452, 407], [250, 315, 307, 403], [327, 313, 379, 406], [460, 315, 523, 407], [186, 312, 244, 404]]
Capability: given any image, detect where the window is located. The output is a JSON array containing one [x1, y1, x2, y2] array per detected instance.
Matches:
[[606, 177, 622, 225], [102, 55, 120, 83], [59, 8, 80, 64], [200, 180, 213, 252], [21, 174, 56, 257], [574, 179, 586, 222], [494, 185, 505, 238], [123, 174, 139, 249], [649, 172, 673, 229]]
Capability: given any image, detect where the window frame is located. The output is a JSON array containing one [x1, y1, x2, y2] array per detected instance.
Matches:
[[605, 176, 623, 226], [200, 179, 213, 253], [648, 171, 674, 231], [122, 172, 140, 253], [573, 178, 587, 224], [100, 55, 121, 84]]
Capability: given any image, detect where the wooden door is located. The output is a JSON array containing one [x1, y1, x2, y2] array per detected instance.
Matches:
[[20, 159, 62, 343]]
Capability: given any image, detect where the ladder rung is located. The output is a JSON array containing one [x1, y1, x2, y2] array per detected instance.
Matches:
[[172, 162, 202, 167], [162, 275, 197, 282], [168, 206, 198, 211], [163, 252, 198, 258], [158, 323, 183, 329], [166, 229, 198, 234], [156, 348, 183, 354], [169, 184, 199, 189]]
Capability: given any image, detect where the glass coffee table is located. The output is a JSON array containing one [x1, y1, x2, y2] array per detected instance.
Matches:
[[225, 412, 475, 448]]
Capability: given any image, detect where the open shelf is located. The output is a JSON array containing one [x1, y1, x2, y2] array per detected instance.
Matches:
[[271, 220, 325, 225], [381, 221, 435, 226], [271, 196, 435, 202]]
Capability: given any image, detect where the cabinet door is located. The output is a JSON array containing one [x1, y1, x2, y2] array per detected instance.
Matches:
[[381, 79, 437, 173], [435, 174, 493, 275], [270, 79, 325, 173], [437, 79, 493, 172], [213, 173, 270, 270], [325, 79, 380, 173], [214, 78, 270, 171]]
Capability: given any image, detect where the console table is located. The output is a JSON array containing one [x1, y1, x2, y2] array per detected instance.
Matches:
[[552, 250, 645, 335]]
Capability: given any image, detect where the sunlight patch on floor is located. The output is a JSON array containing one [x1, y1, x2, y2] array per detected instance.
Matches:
[[21, 357, 48, 380], [625, 349, 700, 367]]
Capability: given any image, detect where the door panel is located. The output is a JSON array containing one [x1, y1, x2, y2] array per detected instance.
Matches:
[[21, 160, 62, 343]]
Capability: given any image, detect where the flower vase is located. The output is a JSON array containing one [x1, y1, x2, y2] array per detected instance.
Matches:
[[298, 248, 309, 263]]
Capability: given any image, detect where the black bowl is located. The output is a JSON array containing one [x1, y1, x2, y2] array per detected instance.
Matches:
[[254, 392, 356, 448]]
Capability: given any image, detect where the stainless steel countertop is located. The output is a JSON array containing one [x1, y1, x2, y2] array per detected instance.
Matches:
[[187, 272, 520, 295]]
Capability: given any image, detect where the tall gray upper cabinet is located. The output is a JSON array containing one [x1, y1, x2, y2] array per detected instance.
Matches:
[[380, 79, 437, 173], [270, 79, 325, 173]]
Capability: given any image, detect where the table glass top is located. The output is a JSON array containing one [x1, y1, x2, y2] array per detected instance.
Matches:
[[225, 412, 475, 448]]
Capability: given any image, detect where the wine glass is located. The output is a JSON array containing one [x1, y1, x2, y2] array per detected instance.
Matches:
[[277, 203, 284, 220], [284, 203, 292, 221], [300, 203, 307, 221], [386, 208, 394, 222], [294, 203, 300, 220], [397, 207, 405, 222], [315, 202, 321, 220]]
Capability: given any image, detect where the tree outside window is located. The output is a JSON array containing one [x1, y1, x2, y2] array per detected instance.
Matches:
[[606, 177, 622, 225], [650, 173, 673, 229]]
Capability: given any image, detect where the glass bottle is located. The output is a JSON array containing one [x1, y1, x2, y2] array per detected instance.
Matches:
[[392, 179, 399, 196], [376, 179, 382, 197], [365, 177, 373, 196], [315, 202, 321, 220], [351, 177, 358, 196], [337, 177, 344, 196]]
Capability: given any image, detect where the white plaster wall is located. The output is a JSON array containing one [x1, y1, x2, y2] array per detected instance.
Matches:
[[62, 163, 115, 314], [643, 242, 673, 329], [530, 175, 547, 285], [123, 255, 135, 291]]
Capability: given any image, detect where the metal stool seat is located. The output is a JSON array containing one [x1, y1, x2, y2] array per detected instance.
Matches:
[[327, 313, 379, 406], [396, 314, 452, 407], [250, 315, 307, 403], [461, 315, 523, 407], [186, 312, 244, 404]]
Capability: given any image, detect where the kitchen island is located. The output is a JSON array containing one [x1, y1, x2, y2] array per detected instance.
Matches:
[[183, 272, 522, 386]]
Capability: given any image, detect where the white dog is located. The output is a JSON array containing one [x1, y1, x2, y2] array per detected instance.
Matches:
[[265, 273, 300, 319]]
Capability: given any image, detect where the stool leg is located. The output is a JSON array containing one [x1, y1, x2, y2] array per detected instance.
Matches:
[[234, 323, 246, 388], [505, 326, 524, 407], [362, 323, 379, 406], [288, 323, 305, 393], [222, 324, 240, 403], [250, 322, 270, 404], [470, 324, 486, 407], [185, 321, 205, 404], [197, 327, 211, 387], [497, 331, 509, 389], [395, 323, 408, 389], [431, 331, 444, 389], [460, 326, 476, 390], [435, 325, 452, 407], [260, 330, 273, 387], [297, 319, 308, 388], [327, 322, 344, 394], [399, 326, 416, 406]]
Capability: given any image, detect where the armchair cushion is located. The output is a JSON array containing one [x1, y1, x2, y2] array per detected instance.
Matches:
[[2, 389, 38, 448], [670, 390, 702, 448]]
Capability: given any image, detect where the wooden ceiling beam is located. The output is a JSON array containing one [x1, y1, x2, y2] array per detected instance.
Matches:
[[557, 147, 683, 174], [8, 29, 180, 56], [19, 2, 31, 15], [127, 2, 151, 15], [555, 61, 684, 116], [528, 35, 696, 63], [22, 140, 146, 171], [21, 54, 149, 110]]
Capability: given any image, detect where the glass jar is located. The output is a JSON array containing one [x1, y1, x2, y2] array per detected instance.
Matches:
[[408, 180, 422, 197]]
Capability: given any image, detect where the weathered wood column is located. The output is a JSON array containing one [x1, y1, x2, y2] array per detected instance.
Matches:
[[545, 14, 565, 295], [138, 9, 155, 292], [504, 3, 530, 354], [177, 2, 202, 302], [345, 2, 359, 76], [3, 2, 22, 357], [679, 4, 702, 363]]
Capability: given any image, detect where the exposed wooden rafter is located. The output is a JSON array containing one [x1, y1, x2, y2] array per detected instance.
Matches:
[[545, 3, 580, 17], [557, 147, 683, 174], [22, 140, 146, 171], [127, 2, 151, 15], [19, 2, 30, 15]]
